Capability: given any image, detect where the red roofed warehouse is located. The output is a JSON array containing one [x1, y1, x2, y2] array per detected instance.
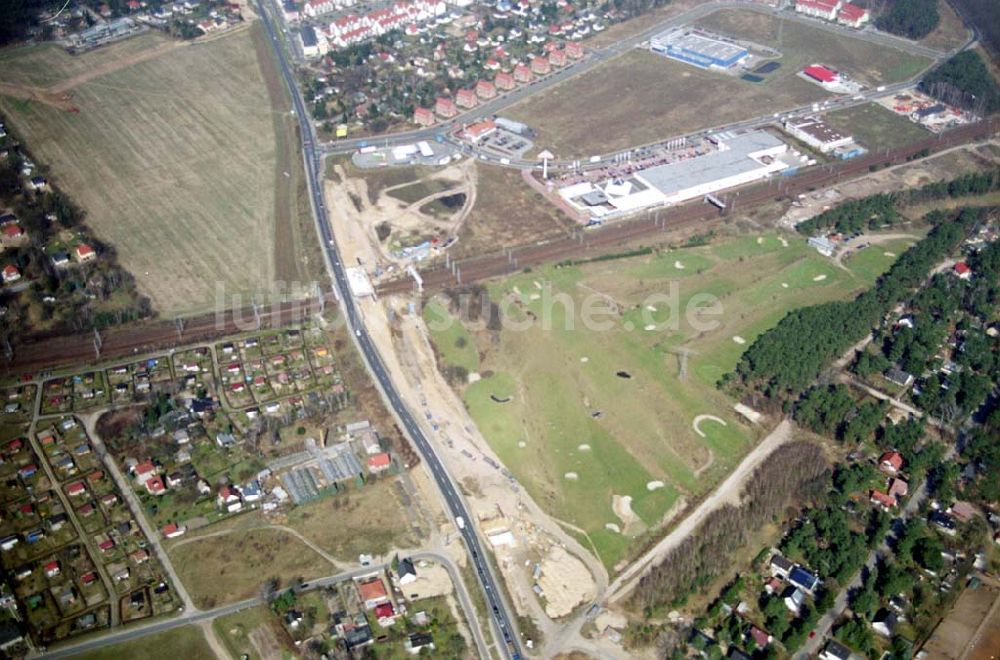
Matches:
[[803, 65, 837, 84]]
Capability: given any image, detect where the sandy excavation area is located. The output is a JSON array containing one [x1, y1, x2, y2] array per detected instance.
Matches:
[[326, 160, 475, 266], [538, 546, 597, 618]]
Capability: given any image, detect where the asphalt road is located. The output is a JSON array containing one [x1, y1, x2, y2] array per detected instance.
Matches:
[[256, 1, 522, 658]]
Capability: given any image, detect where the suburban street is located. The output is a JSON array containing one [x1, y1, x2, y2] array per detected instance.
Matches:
[[255, 0, 523, 657], [794, 469, 942, 659], [42, 547, 484, 659]]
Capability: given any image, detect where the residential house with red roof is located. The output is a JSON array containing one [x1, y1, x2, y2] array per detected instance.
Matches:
[[476, 79, 497, 99], [217, 485, 243, 512], [2, 265, 20, 284], [75, 243, 96, 263], [145, 476, 166, 495], [953, 262, 972, 280], [566, 41, 583, 59], [435, 97, 458, 118], [495, 71, 516, 90], [795, 0, 839, 20], [549, 49, 567, 67], [66, 481, 87, 497], [837, 2, 869, 27], [531, 55, 551, 75], [888, 478, 908, 499], [513, 63, 533, 83], [870, 489, 896, 510], [879, 451, 903, 474], [162, 523, 186, 538], [413, 107, 436, 127], [357, 578, 389, 609], [368, 452, 392, 473], [456, 88, 478, 109]]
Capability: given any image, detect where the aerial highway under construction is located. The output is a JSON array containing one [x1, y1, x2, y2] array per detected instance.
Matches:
[[255, 1, 523, 658]]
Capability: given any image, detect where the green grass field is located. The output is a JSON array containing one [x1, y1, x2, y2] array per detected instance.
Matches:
[[505, 9, 930, 157], [823, 103, 932, 151], [67, 625, 212, 660], [440, 233, 905, 569], [424, 298, 480, 372], [0, 27, 287, 315]]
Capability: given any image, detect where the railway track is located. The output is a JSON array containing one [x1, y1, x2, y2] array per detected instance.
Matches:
[[4, 119, 995, 375], [3, 296, 335, 374], [378, 118, 998, 295]]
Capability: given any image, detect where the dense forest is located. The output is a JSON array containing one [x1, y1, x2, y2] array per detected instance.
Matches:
[[796, 168, 1000, 235], [951, 0, 1000, 60], [875, 0, 940, 39], [631, 442, 828, 612], [0, 0, 52, 46], [725, 206, 986, 400], [920, 50, 1000, 114]]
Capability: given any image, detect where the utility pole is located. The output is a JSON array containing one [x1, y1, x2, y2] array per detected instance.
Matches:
[[93, 328, 103, 361], [174, 316, 185, 341]]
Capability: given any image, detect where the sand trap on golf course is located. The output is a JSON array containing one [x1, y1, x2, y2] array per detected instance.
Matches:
[[732, 336, 746, 344], [813, 274, 827, 282], [647, 480, 665, 491], [693, 414, 728, 438]]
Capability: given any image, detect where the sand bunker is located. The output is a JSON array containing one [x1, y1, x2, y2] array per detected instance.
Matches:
[[646, 480, 665, 491], [644, 324, 656, 331], [512, 285, 522, 297], [578, 444, 591, 452], [612, 494, 641, 528], [517, 441, 526, 448], [564, 472, 578, 481], [534, 281, 542, 290], [813, 274, 827, 282], [884, 251, 896, 257], [779, 237, 789, 247], [732, 336, 746, 344], [781, 282, 789, 288], [530, 293, 541, 300], [756, 237, 764, 244], [646, 305, 657, 312], [580, 357, 589, 363], [674, 260, 685, 270], [605, 523, 621, 533], [693, 414, 728, 438]]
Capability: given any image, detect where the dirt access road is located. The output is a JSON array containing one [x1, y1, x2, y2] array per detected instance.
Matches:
[[605, 419, 795, 603]]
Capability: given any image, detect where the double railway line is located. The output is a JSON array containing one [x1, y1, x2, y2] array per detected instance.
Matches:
[[378, 117, 999, 295]]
